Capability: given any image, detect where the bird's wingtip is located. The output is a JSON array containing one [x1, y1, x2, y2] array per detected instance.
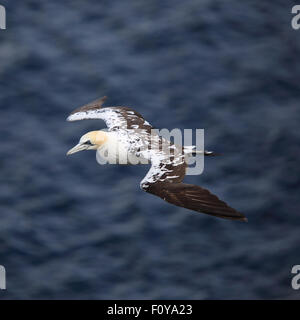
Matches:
[[66, 114, 78, 122]]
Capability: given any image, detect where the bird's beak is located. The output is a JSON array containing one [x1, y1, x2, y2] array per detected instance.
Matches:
[[66, 143, 88, 155]]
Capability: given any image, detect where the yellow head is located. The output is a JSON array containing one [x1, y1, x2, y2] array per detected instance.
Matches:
[[67, 130, 108, 155]]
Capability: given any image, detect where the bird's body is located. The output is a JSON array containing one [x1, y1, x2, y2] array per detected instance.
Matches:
[[95, 130, 149, 165], [67, 97, 247, 222]]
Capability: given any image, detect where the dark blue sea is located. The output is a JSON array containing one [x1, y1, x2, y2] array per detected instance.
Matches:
[[0, 0, 299, 299]]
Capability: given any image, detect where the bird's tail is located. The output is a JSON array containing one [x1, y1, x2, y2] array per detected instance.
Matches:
[[183, 146, 221, 156]]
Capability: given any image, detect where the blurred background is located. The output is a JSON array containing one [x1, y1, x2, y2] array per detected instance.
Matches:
[[0, 0, 299, 299]]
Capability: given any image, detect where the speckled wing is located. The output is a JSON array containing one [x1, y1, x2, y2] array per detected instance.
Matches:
[[67, 96, 153, 132], [140, 153, 247, 221]]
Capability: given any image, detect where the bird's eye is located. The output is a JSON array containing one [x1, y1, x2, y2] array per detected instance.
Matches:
[[84, 140, 93, 145]]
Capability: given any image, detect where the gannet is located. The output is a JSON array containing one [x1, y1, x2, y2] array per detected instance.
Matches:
[[67, 97, 247, 222]]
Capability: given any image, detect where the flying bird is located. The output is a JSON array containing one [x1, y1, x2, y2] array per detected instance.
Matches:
[[67, 96, 247, 222]]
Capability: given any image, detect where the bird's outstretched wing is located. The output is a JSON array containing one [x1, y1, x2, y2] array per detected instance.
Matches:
[[140, 154, 247, 221], [67, 96, 153, 132]]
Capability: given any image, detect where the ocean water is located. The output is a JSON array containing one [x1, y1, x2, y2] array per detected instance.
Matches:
[[0, 0, 300, 299]]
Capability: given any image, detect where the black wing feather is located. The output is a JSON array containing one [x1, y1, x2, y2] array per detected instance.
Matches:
[[146, 182, 247, 221]]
